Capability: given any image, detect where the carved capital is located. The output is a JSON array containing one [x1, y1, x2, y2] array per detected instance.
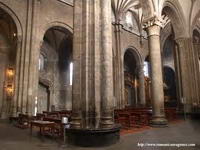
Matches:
[[175, 38, 184, 48], [143, 15, 170, 29]]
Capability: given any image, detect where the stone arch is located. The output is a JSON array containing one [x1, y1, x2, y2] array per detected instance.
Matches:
[[162, 0, 187, 38], [38, 21, 73, 46], [160, 23, 173, 51], [163, 65, 175, 72], [123, 47, 142, 107], [123, 46, 143, 66], [42, 21, 73, 36], [0, 2, 23, 37], [0, 3, 23, 117], [140, 0, 154, 22], [191, 11, 200, 35], [37, 23, 73, 111], [37, 22, 73, 64], [163, 65, 177, 104], [193, 29, 200, 44], [39, 23, 73, 72]]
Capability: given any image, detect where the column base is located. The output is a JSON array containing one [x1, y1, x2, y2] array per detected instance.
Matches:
[[66, 124, 121, 147], [150, 116, 168, 128]]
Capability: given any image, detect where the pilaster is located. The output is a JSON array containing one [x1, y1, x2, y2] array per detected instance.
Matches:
[[175, 38, 200, 111], [21, 0, 34, 114], [175, 38, 196, 111], [27, 0, 41, 116], [113, 24, 125, 109], [11, 36, 22, 117], [193, 43, 200, 105]]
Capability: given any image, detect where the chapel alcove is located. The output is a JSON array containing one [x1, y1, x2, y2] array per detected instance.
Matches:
[[37, 26, 73, 113], [124, 49, 139, 107], [0, 8, 17, 118]]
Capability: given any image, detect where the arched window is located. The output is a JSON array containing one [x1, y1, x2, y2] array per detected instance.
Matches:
[[126, 11, 133, 29], [39, 53, 47, 71], [70, 62, 73, 85]]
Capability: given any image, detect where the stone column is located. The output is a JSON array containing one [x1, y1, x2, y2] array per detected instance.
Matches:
[[113, 24, 125, 109], [145, 20, 168, 127], [138, 65, 146, 106], [100, 0, 114, 129], [70, 0, 83, 129], [26, 0, 41, 116], [192, 42, 200, 105], [175, 38, 194, 112], [11, 36, 22, 117], [69, 0, 119, 146]]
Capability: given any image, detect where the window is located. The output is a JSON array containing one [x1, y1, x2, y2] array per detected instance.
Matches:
[[39, 53, 47, 71], [126, 11, 133, 28], [70, 62, 73, 85], [143, 61, 149, 77], [34, 96, 38, 116]]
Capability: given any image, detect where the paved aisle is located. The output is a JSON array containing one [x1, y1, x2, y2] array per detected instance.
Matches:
[[0, 120, 200, 150]]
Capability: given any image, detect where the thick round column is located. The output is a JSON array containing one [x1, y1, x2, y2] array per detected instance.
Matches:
[[70, 0, 82, 129], [100, 0, 114, 128], [147, 25, 168, 127], [68, 0, 120, 146], [138, 65, 146, 106]]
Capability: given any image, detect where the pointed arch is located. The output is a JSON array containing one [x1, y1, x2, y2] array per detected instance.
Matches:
[[123, 46, 143, 66], [162, 0, 187, 38]]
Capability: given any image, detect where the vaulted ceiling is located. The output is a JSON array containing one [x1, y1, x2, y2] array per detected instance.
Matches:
[[69, 0, 200, 37]]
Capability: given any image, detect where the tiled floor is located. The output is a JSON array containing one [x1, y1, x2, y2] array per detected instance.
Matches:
[[0, 119, 200, 150]]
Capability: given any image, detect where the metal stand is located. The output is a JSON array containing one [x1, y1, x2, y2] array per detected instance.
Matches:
[[61, 117, 69, 147]]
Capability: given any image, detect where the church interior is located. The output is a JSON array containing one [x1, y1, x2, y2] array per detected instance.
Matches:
[[0, 0, 200, 149]]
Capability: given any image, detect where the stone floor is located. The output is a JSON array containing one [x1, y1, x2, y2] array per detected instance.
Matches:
[[0, 119, 200, 150]]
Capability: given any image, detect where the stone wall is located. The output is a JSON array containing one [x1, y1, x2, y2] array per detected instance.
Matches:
[[0, 0, 74, 117]]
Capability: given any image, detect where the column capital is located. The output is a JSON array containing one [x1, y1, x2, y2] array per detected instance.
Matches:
[[143, 15, 169, 28], [175, 38, 185, 48], [143, 16, 170, 36], [175, 38, 193, 49]]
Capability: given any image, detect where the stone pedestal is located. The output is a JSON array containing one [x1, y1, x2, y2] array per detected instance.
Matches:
[[146, 21, 168, 127], [66, 124, 120, 147]]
